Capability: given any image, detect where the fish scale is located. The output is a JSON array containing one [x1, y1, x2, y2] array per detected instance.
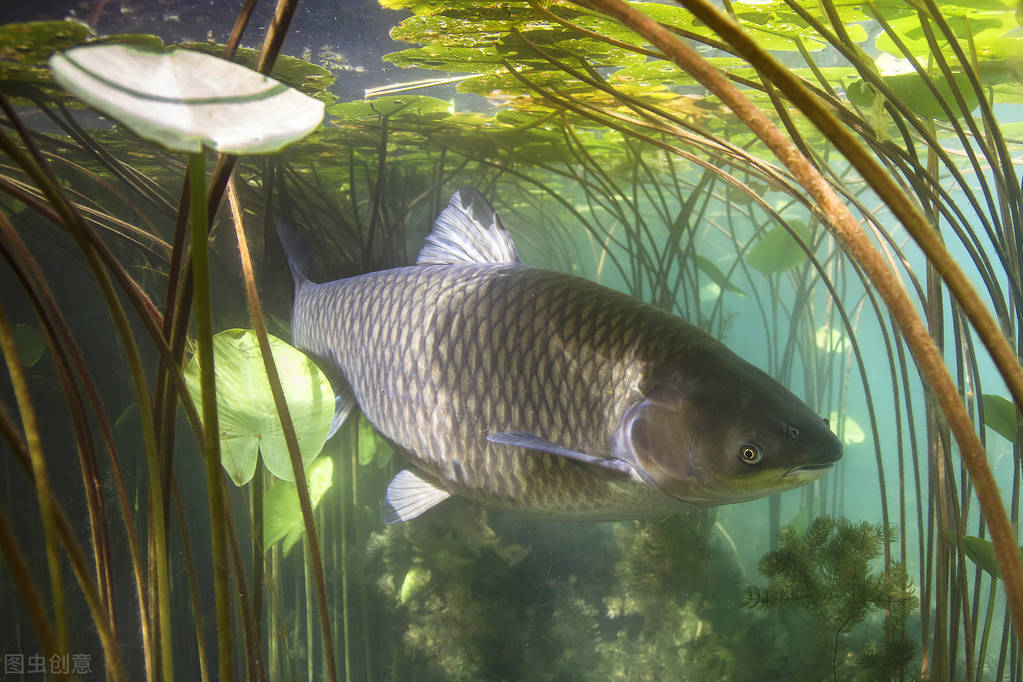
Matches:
[[292, 263, 680, 517], [281, 187, 842, 522]]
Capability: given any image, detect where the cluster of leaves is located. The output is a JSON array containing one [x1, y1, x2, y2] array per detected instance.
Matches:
[[363, 508, 916, 681], [746, 515, 918, 681]]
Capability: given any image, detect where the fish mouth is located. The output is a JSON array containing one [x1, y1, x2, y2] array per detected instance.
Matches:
[[783, 462, 835, 480]]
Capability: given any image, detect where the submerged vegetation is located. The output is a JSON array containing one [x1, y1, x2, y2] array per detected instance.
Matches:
[[747, 515, 918, 681], [2, 0, 1023, 679]]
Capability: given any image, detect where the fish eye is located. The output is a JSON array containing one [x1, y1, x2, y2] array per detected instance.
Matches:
[[739, 442, 763, 465]]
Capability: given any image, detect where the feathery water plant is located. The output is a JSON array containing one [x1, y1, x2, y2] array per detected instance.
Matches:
[[746, 516, 918, 681]]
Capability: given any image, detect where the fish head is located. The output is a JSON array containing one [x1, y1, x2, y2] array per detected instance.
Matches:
[[614, 356, 843, 505]]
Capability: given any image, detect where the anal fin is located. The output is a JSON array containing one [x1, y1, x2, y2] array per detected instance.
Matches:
[[384, 469, 453, 524], [327, 384, 356, 440]]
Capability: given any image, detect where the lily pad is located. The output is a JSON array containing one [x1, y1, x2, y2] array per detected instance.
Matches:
[[847, 71, 979, 121], [328, 94, 450, 121], [747, 222, 812, 274], [177, 42, 337, 105], [982, 393, 1017, 442], [49, 44, 324, 154], [183, 329, 334, 485], [263, 455, 334, 556]]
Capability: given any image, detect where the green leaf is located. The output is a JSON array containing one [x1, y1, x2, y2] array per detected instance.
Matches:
[[960, 534, 1023, 579], [399, 566, 432, 604], [694, 255, 745, 296], [358, 414, 394, 467], [49, 44, 324, 154], [962, 535, 1000, 576], [183, 329, 334, 485], [13, 323, 44, 367], [263, 456, 334, 556], [875, 9, 1021, 62], [982, 393, 1017, 441], [746, 222, 811, 274], [327, 94, 451, 121], [0, 20, 95, 98], [847, 71, 979, 121], [177, 42, 337, 105]]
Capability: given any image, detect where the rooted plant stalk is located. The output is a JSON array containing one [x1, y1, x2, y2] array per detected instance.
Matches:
[[227, 178, 339, 682], [576, 0, 1023, 639]]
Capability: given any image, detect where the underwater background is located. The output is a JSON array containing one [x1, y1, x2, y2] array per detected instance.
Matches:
[[2, 0, 1023, 679]]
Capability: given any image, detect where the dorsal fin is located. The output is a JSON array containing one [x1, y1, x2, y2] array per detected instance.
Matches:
[[277, 221, 312, 286], [416, 186, 522, 265]]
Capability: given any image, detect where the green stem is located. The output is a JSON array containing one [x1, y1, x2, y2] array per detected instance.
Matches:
[[0, 301, 67, 652], [304, 539, 315, 681], [976, 574, 997, 682], [190, 150, 233, 681], [172, 481, 210, 682], [342, 423, 353, 682], [253, 462, 264, 670]]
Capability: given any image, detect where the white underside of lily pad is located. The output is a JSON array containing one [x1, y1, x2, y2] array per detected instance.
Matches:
[[50, 44, 324, 155]]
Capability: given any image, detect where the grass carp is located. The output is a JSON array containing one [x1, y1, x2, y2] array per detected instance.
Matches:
[[280, 187, 842, 522]]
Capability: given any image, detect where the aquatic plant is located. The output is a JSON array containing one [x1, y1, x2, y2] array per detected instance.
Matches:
[[746, 515, 918, 681], [3, 0, 1023, 678]]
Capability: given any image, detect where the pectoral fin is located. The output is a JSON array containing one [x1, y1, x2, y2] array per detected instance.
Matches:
[[487, 432, 631, 479], [384, 469, 453, 524]]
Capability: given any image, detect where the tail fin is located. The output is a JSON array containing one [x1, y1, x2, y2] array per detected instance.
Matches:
[[277, 221, 313, 287]]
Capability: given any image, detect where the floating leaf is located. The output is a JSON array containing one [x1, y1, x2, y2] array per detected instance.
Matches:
[[847, 71, 978, 121], [183, 329, 334, 485], [50, 44, 324, 154], [263, 456, 334, 556], [747, 222, 811, 274], [177, 42, 337, 104], [328, 94, 450, 121], [13, 323, 44, 367], [875, 8, 1022, 63], [0, 21, 97, 98], [982, 393, 1017, 442], [828, 410, 866, 445]]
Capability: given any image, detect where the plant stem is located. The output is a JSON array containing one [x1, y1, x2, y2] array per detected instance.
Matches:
[[226, 173, 338, 681], [0, 292, 67, 655], [190, 150, 233, 681], [576, 0, 1023, 641]]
